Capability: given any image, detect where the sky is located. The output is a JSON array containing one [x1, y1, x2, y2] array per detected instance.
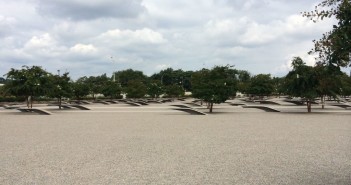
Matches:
[[0, 0, 339, 79]]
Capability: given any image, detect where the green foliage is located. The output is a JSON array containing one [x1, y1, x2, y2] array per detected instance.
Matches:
[[5, 66, 51, 97], [124, 80, 147, 98], [4, 65, 51, 107], [0, 96, 26, 102], [247, 74, 274, 97], [191, 65, 237, 112], [46, 72, 73, 109], [314, 63, 343, 98], [72, 77, 90, 100], [47, 72, 73, 99], [285, 59, 319, 100], [164, 84, 184, 98], [284, 57, 320, 112], [86, 74, 110, 98], [235, 70, 251, 94], [101, 81, 122, 99], [304, 0, 351, 67], [115, 69, 147, 87], [340, 73, 351, 96], [272, 77, 285, 96], [150, 68, 193, 91], [147, 81, 164, 98]]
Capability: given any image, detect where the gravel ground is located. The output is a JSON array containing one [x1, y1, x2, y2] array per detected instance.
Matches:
[[0, 108, 350, 184]]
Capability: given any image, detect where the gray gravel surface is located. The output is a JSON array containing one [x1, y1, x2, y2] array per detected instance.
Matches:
[[0, 111, 350, 185]]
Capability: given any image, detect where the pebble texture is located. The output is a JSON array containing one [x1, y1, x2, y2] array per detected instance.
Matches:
[[0, 110, 350, 184]]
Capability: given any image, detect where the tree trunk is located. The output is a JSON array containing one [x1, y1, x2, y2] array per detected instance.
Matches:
[[321, 96, 325, 109], [26, 96, 30, 108], [307, 101, 312, 113], [58, 97, 62, 110], [209, 102, 213, 113]]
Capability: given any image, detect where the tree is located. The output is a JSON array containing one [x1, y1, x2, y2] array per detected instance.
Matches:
[[284, 57, 319, 113], [236, 70, 251, 94], [191, 66, 237, 113], [247, 74, 274, 98], [124, 80, 147, 98], [164, 84, 184, 98], [314, 63, 343, 108], [304, 0, 351, 67], [4, 65, 51, 108], [72, 77, 90, 101], [272, 77, 285, 97], [115, 69, 147, 87], [86, 74, 110, 99], [340, 73, 351, 96], [47, 72, 73, 109], [101, 81, 122, 99], [150, 68, 193, 91], [147, 81, 164, 98]]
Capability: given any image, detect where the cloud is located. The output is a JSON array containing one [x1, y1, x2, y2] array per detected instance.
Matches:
[[99, 28, 167, 45], [70, 44, 98, 54], [22, 33, 68, 58], [0, 0, 337, 79], [275, 53, 318, 75], [0, 15, 17, 37], [36, 0, 145, 21]]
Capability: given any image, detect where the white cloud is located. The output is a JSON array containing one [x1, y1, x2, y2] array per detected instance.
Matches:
[[70, 44, 98, 54], [275, 53, 317, 75], [99, 28, 167, 45], [0, 0, 338, 79], [24, 33, 55, 48]]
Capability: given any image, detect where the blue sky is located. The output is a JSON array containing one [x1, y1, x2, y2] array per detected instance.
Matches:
[[0, 0, 338, 79]]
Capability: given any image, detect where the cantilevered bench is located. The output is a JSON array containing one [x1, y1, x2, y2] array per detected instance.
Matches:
[[173, 108, 207, 115], [172, 105, 192, 109], [69, 105, 90, 110], [124, 102, 142, 106], [242, 105, 280, 112], [330, 104, 351, 109], [17, 108, 52, 115], [94, 101, 110, 105]]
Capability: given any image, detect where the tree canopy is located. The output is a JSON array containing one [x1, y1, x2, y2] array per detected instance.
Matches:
[[247, 74, 274, 98], [4, 66, 51, 108], [304, 0, 351, 67], [284, 57, 320, 112], [191, 66, 237, 113]]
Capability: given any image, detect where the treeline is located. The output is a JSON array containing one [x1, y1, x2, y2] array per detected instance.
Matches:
[[2, 56, 351, 112]]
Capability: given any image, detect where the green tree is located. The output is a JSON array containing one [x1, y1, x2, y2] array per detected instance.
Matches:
[[247, 74, 274, 98], [150, 68, 193, 91], [164, 84, 184, 98], [191, 66, 237, 113], [340, 73, 351, 96], [115, 69, 147, 88], [284, 57, 319, 112], [314, 63, 343, 108], [124, 80, 147, 98], [304, 0, 351, 67], [4, 65, 51, 108], [47, 72, 73, 109], [272, 77, 285, 97], [86, 74, 110, 99], [147, 81, 164, 98], [72, 77, 90, 101], [236, 70, 251, 94], [101, 81, 122, 99]]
